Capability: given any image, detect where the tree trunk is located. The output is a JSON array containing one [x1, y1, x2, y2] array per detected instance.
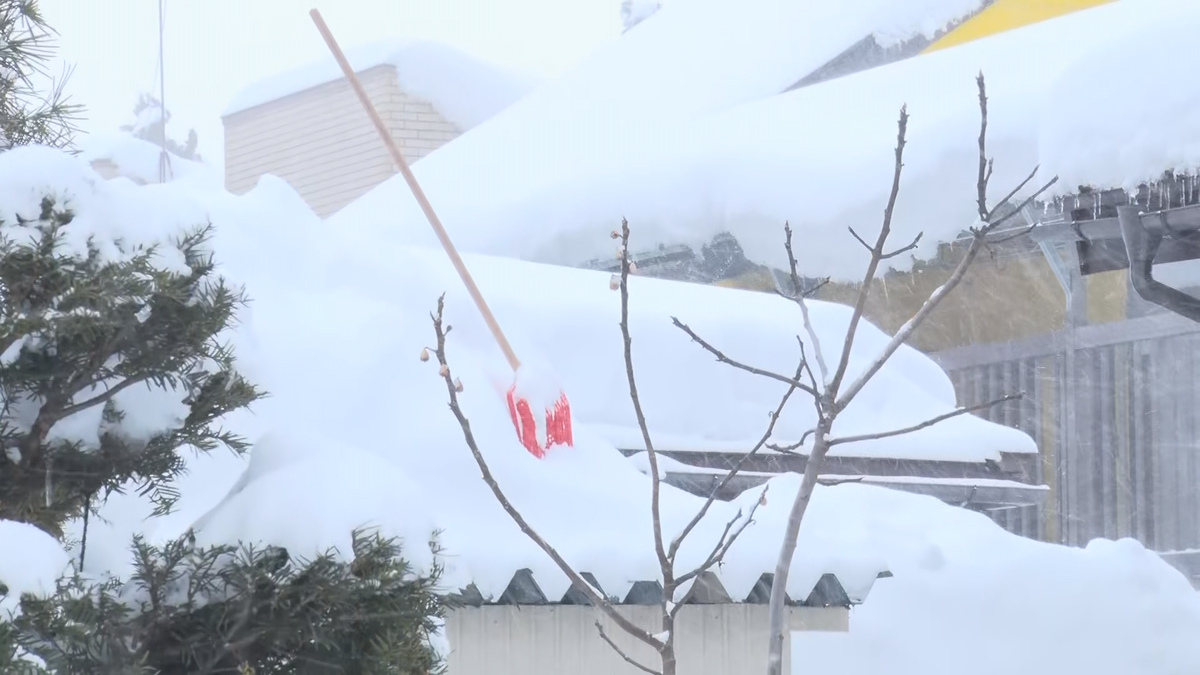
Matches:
[[766, 430, 831, 675]]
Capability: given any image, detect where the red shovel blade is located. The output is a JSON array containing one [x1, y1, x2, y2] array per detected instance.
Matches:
[[505, 386, 573, 458]]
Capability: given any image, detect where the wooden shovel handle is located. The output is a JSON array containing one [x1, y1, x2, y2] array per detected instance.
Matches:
[[310, 9, 521, 372]]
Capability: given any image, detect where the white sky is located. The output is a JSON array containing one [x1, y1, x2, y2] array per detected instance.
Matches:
[[41, 0, 624, 165]]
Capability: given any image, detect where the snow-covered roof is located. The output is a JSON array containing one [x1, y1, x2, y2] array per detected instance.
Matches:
[[79, 133, 221, 188], [223, 39, 540, 132], [2, 148, 1198, 674], [330, 0, 1200, 280]]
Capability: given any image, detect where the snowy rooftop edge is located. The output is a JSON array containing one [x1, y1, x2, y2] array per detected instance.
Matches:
[[326, 0, 1200, 283], [449, 565, 882, 606], [222, 38, 539, 123]]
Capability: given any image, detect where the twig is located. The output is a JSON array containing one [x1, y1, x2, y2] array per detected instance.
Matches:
[[595, 621, 662, 675], [984, 177, 1059, 232], [849, 228, 923, 260], [826, 106, 909, 402], [676, 484, 767, 587], [671, 318, 817, 397], [617, 219, 673, 608], [976, 72, 990, 221], [829, 392, 1022, 446], [430, 295, 662, 651], [783, 223, 830, 385], [833, 76, 1058, 413], [767, 430, 814, 454], [985, 165, 1039, 220], [667, 366, 801, 560]]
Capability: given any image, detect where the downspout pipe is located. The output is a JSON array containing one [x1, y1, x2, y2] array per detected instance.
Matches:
[[1117, 205, 1200, 322]]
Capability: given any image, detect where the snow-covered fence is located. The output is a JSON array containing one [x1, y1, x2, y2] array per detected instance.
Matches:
[[932, 310, 1200, 563], [442, 568, 872, 675]]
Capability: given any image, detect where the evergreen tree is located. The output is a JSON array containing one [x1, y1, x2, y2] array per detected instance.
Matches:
[[0, 188, 446, 675], [0, 12, 446, 666], [4, 531, 445, 674], [0, 0, 80, 149]]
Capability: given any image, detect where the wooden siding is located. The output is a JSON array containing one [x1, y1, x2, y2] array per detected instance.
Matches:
[[222, 64, 463, 217]]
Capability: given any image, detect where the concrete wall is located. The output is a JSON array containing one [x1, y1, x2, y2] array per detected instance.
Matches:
[[445, 604, 847, 675], [222, 64, 462, 217]]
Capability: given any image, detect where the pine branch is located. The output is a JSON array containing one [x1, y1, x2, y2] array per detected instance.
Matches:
[[55, 375, 149, 419]]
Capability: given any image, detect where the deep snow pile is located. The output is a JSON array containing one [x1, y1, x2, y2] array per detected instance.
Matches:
[[796, 535, 1200, 675], [0, 520, 68, 618], [331, 0, 1200, 279], [223, 39, 539, 132], [0, 149, 1195, 673], [79, 133, 222, 188]]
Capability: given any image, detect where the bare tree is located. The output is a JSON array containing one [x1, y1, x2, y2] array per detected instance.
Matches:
[[430, 73, 1055, 675], [429, 245, 791, 674], [753, 74, 1057, 674]]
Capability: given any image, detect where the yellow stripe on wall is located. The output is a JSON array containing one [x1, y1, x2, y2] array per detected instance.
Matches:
[[923, 0, 1116, 54]]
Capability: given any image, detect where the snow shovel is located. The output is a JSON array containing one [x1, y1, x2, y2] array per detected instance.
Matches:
[[309, 9, 573, 458]]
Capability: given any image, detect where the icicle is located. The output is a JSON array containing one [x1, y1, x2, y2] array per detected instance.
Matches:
[[44, 455, 52, 508]]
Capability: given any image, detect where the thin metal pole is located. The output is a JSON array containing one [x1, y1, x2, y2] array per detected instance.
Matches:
[[157, 0, 170, 183]]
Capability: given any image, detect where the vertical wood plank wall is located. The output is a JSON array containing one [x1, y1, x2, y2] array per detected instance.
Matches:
[[934, 314, 1200, 552]]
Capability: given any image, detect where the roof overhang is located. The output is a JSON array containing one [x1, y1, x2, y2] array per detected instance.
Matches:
[[1030, 183, 1200, 322]]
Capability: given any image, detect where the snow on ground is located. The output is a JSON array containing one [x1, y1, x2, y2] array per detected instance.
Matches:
[[0, 147, 1195, 671], [223, 39, 539, 132], [331, 0, 1200, 281], [795, 533, 1200, 675], [79, 133, 222, 188], [0, 520, 69, 618]]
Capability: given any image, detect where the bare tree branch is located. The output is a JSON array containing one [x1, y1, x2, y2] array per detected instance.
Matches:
[[617, 219, 673, 590], [429, 295, 662, 652], [825, 105, 910, 403], [976, 72, 991, 221], [616, 220, 682, 675], [829, 392, 1023, 446], [986, 164, 1039, 219], [767, 76, 1054, 675], [833, 77, 1058, 414], [882, 231, 924, 260], [783, 223, 831, 384], [670, 318, 817, 397], [595, 621, 662, 675], [676, 483, 767, 587], [850, 227, 923, 261], [983, 177, 1059, 232], [667, 365, 801, 560]]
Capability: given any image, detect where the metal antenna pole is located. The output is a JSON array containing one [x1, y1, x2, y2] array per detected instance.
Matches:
[[157, 0, 171, 183]]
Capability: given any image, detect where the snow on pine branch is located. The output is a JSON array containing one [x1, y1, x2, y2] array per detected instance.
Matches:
[[0, 145, 258, 484]]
